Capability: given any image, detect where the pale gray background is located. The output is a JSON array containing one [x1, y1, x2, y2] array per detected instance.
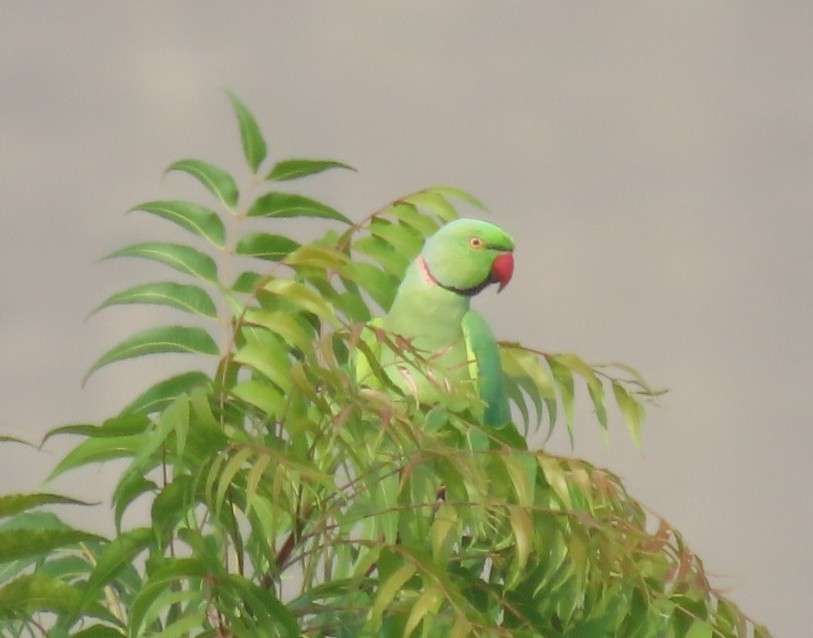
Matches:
[[1, 3, 810, 636]]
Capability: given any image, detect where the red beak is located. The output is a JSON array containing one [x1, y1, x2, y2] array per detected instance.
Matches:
[[491, 252, 514, 292]]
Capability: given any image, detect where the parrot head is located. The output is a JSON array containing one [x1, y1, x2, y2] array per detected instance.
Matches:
[[419, 218, 515, 296]]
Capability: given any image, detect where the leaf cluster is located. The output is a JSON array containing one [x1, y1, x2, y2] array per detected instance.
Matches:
[[0, 95, 771, 638]]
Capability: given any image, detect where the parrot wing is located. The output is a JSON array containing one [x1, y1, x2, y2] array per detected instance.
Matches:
[[462, 309, 510, 427]]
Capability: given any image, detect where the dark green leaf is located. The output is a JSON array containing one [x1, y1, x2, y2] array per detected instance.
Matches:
[[0, 529, 101, 563], [226, 91, 267, 173], [266, 158, 356, 181], [103, 241, 218, 282], [235, 231, 300, 261], [221, 573, 300, 637], [232, 270, 264, 293], [166, 158, 239, 208], [0, 574, 86, 617], [113, 474, 157, 531], [247, 191, 351, 223], [79, 527, 152, 610], [72, 626, 126, 638], [123, 371, 212, 415], [42, 414, 150, 446], [84, 326, 218, 383], [129, 201, 226, 248], [91, 281, 218, 318], [0, 494, 95, 519], [0, 434, 34, 447]]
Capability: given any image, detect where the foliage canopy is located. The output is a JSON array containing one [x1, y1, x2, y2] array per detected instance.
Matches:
[[0, 95, 772, 638]]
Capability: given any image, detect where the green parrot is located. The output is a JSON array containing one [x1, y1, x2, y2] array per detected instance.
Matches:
[[360, 218, 515, 427]]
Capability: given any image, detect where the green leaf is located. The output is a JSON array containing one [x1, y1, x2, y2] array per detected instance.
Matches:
[[235, 231, 300, 261], [685, 620, 713, 638], [220, 574, 299, 637], [247, 191, 351, 223], [404, 585, 443, 637], [354, 235, 410, 278], [113, 474, 157, 531], [284, 244, 351, 272], [85, 326, 218, 383], [348, 262, 397, 311], [0, 494, 94, 519], [0, 573, 87, 617], [0, 528, 101, 563], [369, 218, 424, 257], [230, 379, 286, 417], [166, 158, 239, 208], [430, 185, 488, 211], [243, 309, 315, 353], [370, 562, 416, 628], [123, 371, 212, 415], [507, 505, 533, 569], [0, 435, 35, 452], [78, 527, 152, 613], [129, 557, 210, 637], [150, 611, 208, 638], [124, 396, 189, 482], [42, 414, 149, 446], [103, 241, 218, 282], [388, 203, 441, 236], [47, 434, 145, 480], [91, 282, 218, 318], [232, 270, 264, 293], [547, 356, 575, 442], [266, 158, 356, 181], [226, 91, 267, 173], [233, 329, 292, 391], [554, 353, 612, 438], [72, 626, 126, 638], [130, 201, 226, 248]]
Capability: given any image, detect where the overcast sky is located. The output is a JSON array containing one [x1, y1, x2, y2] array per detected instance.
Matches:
[[2, 3, 811, 635]]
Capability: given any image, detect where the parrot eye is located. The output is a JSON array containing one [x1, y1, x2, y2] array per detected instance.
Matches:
[[469, 236, 484, 249]]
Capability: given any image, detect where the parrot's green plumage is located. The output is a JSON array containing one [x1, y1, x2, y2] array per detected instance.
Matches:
[[362, 218, 515, 426]]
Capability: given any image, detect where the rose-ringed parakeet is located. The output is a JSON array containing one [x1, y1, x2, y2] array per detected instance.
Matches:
[[361, 218, 515, 427]]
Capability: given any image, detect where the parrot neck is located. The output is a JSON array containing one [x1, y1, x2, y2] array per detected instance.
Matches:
[[418, 256, 492, 297], [385, 261, 471, 341]]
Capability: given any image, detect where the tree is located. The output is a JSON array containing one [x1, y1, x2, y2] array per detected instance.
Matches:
[[0, 95, 772, 638]]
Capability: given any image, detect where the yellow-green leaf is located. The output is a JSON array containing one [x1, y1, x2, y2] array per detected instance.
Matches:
[[508, 505, 533, 569]]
